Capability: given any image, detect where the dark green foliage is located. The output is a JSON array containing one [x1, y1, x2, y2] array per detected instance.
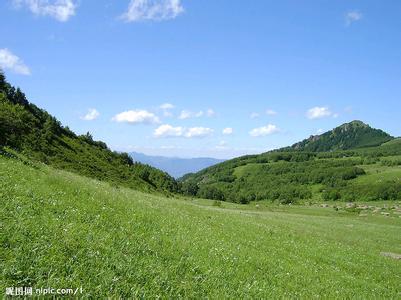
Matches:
[[182, 135, 401, 203], [0, 73, 178, 193], [0, 94, 35, 146], [381, 157, 401, 166], [323, 181, 401, 202], [291, 120, 393, 152], [198, 185, 225, 201], [0, 70, 5, 91], [181, 180, 199, 196]]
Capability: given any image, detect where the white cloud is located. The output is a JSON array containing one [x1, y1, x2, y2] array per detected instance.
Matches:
[[250, 112, 260, 119], [249, 124, 280, 137], [13, 0, 76, 22], [154, 124, 184, 137], [185, 127, 213, 138], [178, 110, 203, 119], [154, 124, 213, 138], [121, 0, 184, 22], [317, 128, 324, 134], [159, 103, 174, 110], [177, 108, 215, 119], [222, 127, 233, 135], [0, 48, 31, 75], [112, 110, 160, 124], [81, 108, 99, 121], [266, 109, 277, 116], [306, 106, 333, 119], [345, 11, 362, 26]]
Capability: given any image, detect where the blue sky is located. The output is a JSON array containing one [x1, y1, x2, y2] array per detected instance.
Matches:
[[1, 0, 401, 159]]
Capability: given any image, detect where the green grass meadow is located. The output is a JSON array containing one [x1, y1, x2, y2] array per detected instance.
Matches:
[[1, 156, 401, 298]]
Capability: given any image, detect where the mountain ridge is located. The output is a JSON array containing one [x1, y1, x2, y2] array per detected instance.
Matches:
[[290, 120, 393, 152]]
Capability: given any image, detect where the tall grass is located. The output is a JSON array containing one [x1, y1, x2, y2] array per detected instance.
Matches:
[[1, 156, 400, 298]]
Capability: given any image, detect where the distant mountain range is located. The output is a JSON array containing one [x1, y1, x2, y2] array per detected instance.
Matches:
[[130, 152, 225, 178]]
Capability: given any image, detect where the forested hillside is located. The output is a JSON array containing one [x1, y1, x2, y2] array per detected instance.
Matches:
[[181, 124, 401, 204], [0, 71, 178, 193], [290, 120, 393, 152]]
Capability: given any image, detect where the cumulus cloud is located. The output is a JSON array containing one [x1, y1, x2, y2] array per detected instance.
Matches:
[[249, 124, 280, 137], [306, 106, 333, 119], [154, 124, 213, 138], [185, 127, 213, 138], [120, 0, 184, 22], [0, 48, 30, 75], [13, 0, 76, 22], [222, 127, 233, 135], [345, 10, 362, 26], [159, 103, 174, 110], [266, 109, 277, 116], [112, 110, 160, 124], [81, 108, 99, 121], [154, 124, 184, 137]]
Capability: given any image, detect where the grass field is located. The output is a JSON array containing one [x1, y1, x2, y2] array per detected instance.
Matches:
[[1, 156, 401, 298]]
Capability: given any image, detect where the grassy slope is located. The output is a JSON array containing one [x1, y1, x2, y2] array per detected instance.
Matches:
[[1, 156, 401, 298]]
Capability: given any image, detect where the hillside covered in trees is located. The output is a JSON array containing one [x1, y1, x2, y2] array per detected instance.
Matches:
[[0, 71, 178, 193], [181, 122, 401, 204], [290, 120, 393, 152]]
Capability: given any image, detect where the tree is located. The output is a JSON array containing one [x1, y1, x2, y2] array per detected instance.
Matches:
[[14, 88, 28, 106], [0, 95, 33, 147], [0, 70, 5, 91], [42, 116, 58, 142], [181, 181, 199, 196]]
